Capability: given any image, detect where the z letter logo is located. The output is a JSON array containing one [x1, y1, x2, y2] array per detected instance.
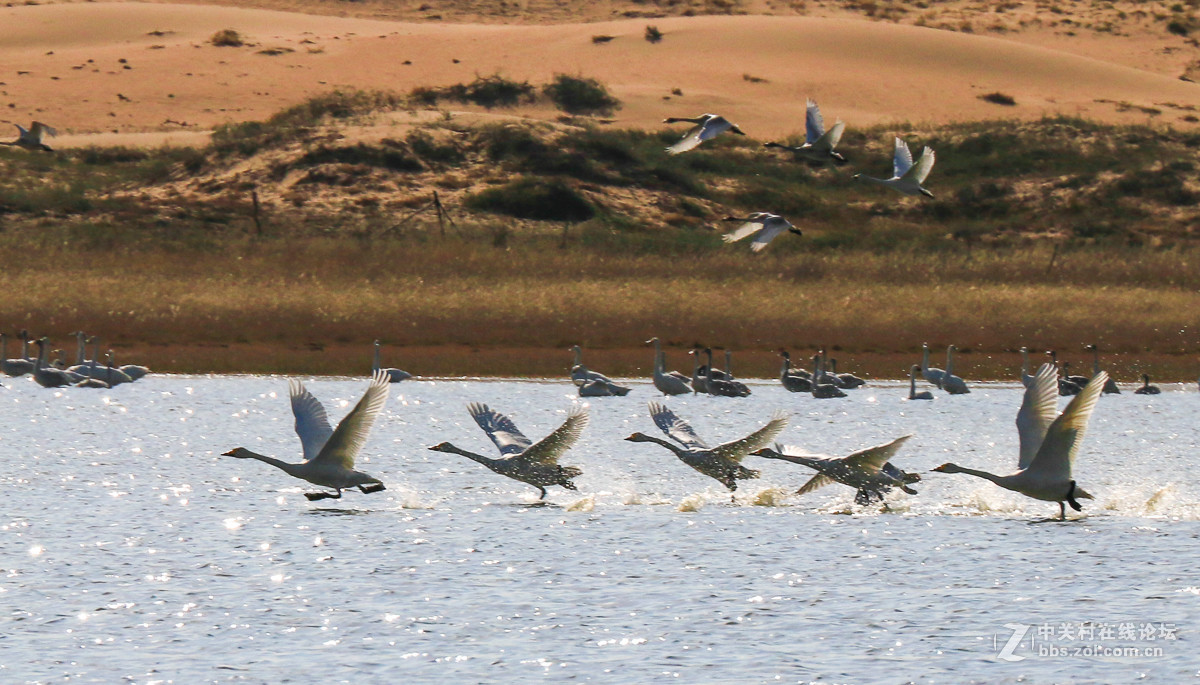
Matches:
[[996, 623, 1029, 662]]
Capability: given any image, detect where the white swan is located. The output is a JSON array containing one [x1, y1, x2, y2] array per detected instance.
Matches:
[[72, 336, 133, 384], [429, 403, 588, 499], [720, 213, 801, 252], [647, 337, 691, 396], [942, 345, 970, 394], [1019, 347, 1035, 387], [2, 121, 56, 152], [1, 332, 34, 377], [1134, 374, 1161, 395], [763, 98, 846, 163], [1086, 344, 1120, 394], [932, 363, 1105, 520], [223, 370, 391, 501], [32, 338, 85, 388], [625, 401, 788, 493], [854, 137, 935, 197], [372, 340, 412, 382], [753, 435, 919, 505], [908, 364, 933, 400], [920, 343, 946, 387], [663, 113, 746, 154]]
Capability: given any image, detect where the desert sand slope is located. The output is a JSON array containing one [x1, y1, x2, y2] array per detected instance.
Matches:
[[1, 2, 1198, 145]]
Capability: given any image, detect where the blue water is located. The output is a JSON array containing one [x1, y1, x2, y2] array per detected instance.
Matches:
[[1, 375, 1196, 683]]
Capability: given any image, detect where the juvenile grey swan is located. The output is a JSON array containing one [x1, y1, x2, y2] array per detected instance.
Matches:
[[854, 137, 935, 198], [908, 365, 933, 400], [625, 401, 788, 492], [647, 337, 691, 396], [763, 98, 846, 164], [1134, 374, 1161, 395], [429, 403, 588, 499], [753, 435, 920, 505], [3, 121, 56, 151], [720, 213, 801, 252], [373, 340, 412, 382], [932, 363, 1106, 520], [223, 370, 391, 501], [663, 113, 746, 154]]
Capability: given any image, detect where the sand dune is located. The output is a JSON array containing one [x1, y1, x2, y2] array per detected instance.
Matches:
[[2, 2, 1198, 147]]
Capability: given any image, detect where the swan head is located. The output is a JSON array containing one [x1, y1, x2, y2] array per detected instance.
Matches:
[[624, 432, 661, 443], [730, 125, 746, 136], [750, 446, 781, 459], [930, 463, 962, 474], [920, 188, 934, 198], [428, 442, 455, 453], [222, 448, 253, 458]]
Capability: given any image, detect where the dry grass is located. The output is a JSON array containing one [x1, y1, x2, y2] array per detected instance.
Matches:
[[2, 238, 1198, 379]]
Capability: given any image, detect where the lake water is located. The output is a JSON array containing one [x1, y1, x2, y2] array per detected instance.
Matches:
[[1, 374, 1197, 683]]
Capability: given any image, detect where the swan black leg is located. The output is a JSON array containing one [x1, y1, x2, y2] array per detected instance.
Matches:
[[538, 487, 548, 500], [359, 483, 386, 494], [305, 489, 342, 501], [1065, 480, 1083, 512], [1058, 500, 1066, 521]]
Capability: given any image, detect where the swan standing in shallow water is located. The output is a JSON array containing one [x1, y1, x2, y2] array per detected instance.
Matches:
[[931, 363, 1106, 520], [223, 370, 391, 501], [373, 340, 412, 382], [720, 213, 801, 252], [625, 401, 788, 493], [3, 121, 56, 151], [753, 435, 920, 505], [854, 137, 935, 197], [647, 337, 691, 396], [763, 99, 846, 164], [907, 365, 933, 400], [429, 403, 588, 499], [663, 113, 746, 154]]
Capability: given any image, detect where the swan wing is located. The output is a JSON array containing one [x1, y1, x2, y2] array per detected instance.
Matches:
[[823, 120, 845, 151], [748, 216, 790, 252], [516, 405, 589, 466], [892, 137, 914, 180], [310, 370, 390, 470], [467, 402, 534, 456], [289, 379, 334, 462], [712, 410, 790, 463], [30, 122, 56, 139], [649, 401, 708, 449], [667, 124, 706, 154], [910, 146, 936, 184], [1016, 363, 1059, 469], [721, 220, 762, 245], [804, 99, 825, 143], [796, 472, 836, 496], [843, 435, 912, 474], [1026, 371, 1106, 482], [698, 115, 732, 141]]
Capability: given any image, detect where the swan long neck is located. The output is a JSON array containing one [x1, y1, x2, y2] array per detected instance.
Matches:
[[1020, 348, 1029, 376], [946, 346, 956, 375], [945, 464, 1007, 487], [921, 345, 930, 372], [705, 349, 715, 384], [724, 350, 733, 377], [75, 332, 86, 365], [34, 340, 46, 370], [909, 367, 917, 395], [373, 341, 381, 372], [1092, 347, 1101, 374], [440, 443, 496, 466], [634, 434, 686, 457], [239, 450, 307, 478], [572, 346, 583, 367], [0, 334, 5, 360]]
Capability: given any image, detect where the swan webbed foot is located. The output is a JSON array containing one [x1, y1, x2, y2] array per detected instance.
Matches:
[[538, 487, 548, 500], [900, 485, 919, 495], [359, 483, 386, 494], [305, 489, 342, 501]]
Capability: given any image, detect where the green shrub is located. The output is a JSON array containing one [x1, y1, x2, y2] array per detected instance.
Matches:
[[543, 74, 621, 116], [465, 177, 595, 222]]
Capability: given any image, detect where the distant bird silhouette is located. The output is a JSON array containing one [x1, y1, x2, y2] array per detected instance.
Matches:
[[854, 137, 935, 197], [720, 213, 801, 252], [763, 98, 846, 164], [663, 113, 745, 154], [2, 121, 56, 151]]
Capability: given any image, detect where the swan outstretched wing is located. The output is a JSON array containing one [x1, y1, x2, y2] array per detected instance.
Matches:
[[1016, 363, 1059, 469], [823, 120, 846, 151], [722, 220, 763, 245], [892, 137, 914, 180], [796, 473, 835, 495], [311, 370, 390, 469], [290, 379, 334, 462], [667, 124, 706, 154], [910, 146, 936, 184], [844, 435, 912, 474], [649, 401, 708, 449], [1026, 371, 1107, 482], [805, 99, 826, 143], [30, 122, 56, 140], [516, 405, 589, 466], [712, 410, 790, 463], [467, 402, 533, 456]]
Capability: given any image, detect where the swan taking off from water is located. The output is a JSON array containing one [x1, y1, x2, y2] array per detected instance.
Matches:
[[3, 122, 56, 151], [753, 435, 920, 505], [932, 363, 1106, 520], [720, 213, 801, 252], [373, 340, 412, 382], [429, 403, 588, 499], [854, 137, 935, 198], [663, 114, 746, 154], [763, 99, 846, 164], [222, 370, 391, 501], [625, 401, 788, 493]]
